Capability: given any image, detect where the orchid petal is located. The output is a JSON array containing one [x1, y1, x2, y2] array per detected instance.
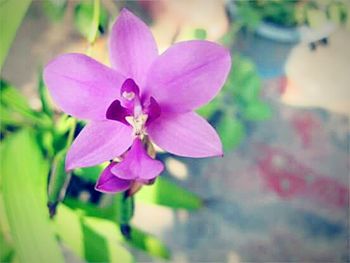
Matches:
[[144, 40, 231, 113], [44, 53, 125, 120], [66, 120, 133, 170], [111, 138, 164, 180], [147, 112, 223, 158], [95, 163, 131, 193], [109, 8, 158, 86]]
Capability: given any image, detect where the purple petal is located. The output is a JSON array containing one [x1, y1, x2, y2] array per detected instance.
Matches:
[[44, 53, 125, 120], [95, 163, 131, 193], [111, 138, 164, 180], [109, 8, 158, 86], [66, 120, 133, 170], [147, 112, 223, 158], [106, 99, 130, 125], [143, 40, 231, 113]]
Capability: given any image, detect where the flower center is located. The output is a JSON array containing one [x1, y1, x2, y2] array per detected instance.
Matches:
[[106, 78, 161, 138]]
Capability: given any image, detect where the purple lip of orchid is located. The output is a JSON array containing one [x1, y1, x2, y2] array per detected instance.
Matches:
[[43, 8, 231, 194]]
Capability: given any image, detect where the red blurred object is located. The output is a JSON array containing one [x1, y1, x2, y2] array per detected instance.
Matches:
[[258, 147, 349, 208]]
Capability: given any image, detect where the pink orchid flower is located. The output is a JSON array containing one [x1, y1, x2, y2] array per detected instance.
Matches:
[[44, 9, 231, 193]]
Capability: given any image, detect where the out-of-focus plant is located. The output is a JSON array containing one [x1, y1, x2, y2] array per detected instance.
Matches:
[[0, 0, 32, 70], [197, 54, 271, 151], [74, 0, 109, 41], [42, 0, 68, 22], [233, 0, 349, 29]]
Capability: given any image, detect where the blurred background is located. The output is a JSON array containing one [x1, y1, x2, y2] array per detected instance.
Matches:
[[1, 0, 349, 262]]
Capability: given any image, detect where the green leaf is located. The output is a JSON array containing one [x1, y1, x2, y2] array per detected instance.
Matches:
[[243, 101, 272, 121], [217, 115, 245, 151], [128, 226, 171, 260], [42, 0, 68, 22], [0, 0, 31, 70], [0, 80, 30, 109], [136, 177, 202, 210], [62, 197, 170, 260], [1, 129, 64, 263], [0, 105, 25, 127], [74, 0, 108, 42], [55, 204, 133, 263], [38, 70, 54, 117], [47, 149, 71, 217], [64, 197, 116, 220], [0, 80, 51, 127]]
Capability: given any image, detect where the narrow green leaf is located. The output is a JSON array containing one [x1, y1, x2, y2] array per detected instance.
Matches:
[[84, 217, 134, 263], [64, 197, 116, 220], [55, 205, 133, 263], [0, 0, 32, 70], [217, 115, 245, 151], [243, 101, 272, 121], [1, 129, 64, 263], [0, 80, 30, 110], [61, 198, 169, 260], [0, 80, 51, 127], [128, 226, 171, 260], [48, 149, 71, 217], [136, 177, 202, 210], [0, 106, 25, 127], [0, 140, 14, 262], [38, 70, 54, 117]]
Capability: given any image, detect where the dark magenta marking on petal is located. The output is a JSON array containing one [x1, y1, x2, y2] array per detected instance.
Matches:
[[145, 97, 161, 125], [95, 163, 131, 193], [120, 78, 140, 98], [106, 99, 130, 125]]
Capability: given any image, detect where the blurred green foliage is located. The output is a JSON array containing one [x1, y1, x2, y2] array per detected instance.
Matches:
[[136, 176, 203, 210], [234, 0, 349, 29], [0, 0, 32, 70], [74, 0, 109, 42], [42, 0, 68, 22], [1, 130, 64, 263], [55, 204, 134, 262], [197, 54, 272, 151]]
